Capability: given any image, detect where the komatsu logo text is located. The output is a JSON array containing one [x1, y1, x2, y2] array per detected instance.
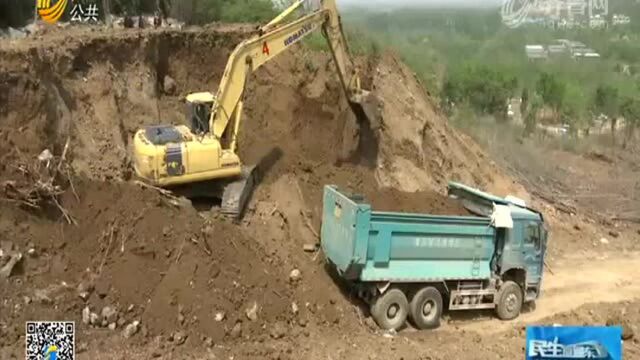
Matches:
[[284, 24, 314, 47]]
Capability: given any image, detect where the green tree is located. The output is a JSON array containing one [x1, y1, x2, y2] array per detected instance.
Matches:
[[561, 83, 589, 136], [442, 63, 517, 119], [594, 84, 621, 142], [620, 96, 640, 148], [536, 72, 566, 122]]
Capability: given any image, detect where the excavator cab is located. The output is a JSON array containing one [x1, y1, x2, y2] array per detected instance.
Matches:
[[185, 92, 215, 135]]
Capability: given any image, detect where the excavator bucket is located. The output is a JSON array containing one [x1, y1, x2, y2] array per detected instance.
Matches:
[[220, 165, 257, 218], [351, 91, 382, 132]]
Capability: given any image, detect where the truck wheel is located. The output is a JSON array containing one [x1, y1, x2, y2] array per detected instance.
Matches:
[[495, 281, 523, 320], [409, 286, 442, 329], [370, 288, 408, 331]]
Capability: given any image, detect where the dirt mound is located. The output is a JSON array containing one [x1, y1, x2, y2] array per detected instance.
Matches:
[[0, 179, 294, 349], [366, 187, 469, 215]]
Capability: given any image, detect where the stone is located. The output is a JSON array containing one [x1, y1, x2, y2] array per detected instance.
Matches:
[[89, 312, 99, 326], [289, 269, 301, 283], [101, 306, 118, 324], [77, 282, 94, 301], [0, 252, 22, 278], [214, 312, 225, 322], [599, 237, 609, 245], [230, 322, 242, 338], [608, 230, 620, 238], [123, 321, 140, 339], [291, 302, 299, 315], [246, 302, 258, 321], [204, 337, 214, 348], [270, 322, 287, 339], [82, 307, 91, 325], [607, 315, 634, 340], [174, 331, 187, 345], [108, 322, 117, 330], [302, 243, 317, 252], [163, 75, 177, 95]]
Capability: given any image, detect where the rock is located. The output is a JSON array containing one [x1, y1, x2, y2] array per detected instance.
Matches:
[[123, 321, 140, 339], [108, 323, 117, 330], [177, 313, 185, 325], [94, 281, 109, 299], [214, 312, 225, 322], [382, 329, 397, 338], [34, 289, 53, 305], [82, 307, 91, 325], [291, 302, 299, 315], [37, 149, 53, 162], [174, 331, 187, 345], [289, 269, 301, 283], [89, 313, 99, 326], [163, 75, 177, 95], [230, 322, 242, 338], [303, 243, 317, 252], [270, 322, 287, 339], [599, 237, 609, 245], [608, 230, 620, 238], [127, 304, 134, 313], [607, 315, 634, 340], [298, 318, 307, 328], [0, 252, 22, 278], [101, 306, 118, 324], [246, 302, 258, 321], [117, 318, 126, 328], [204, 337, 214, 348], [77, 282, 94, 301], [27, 248, 36, 257]]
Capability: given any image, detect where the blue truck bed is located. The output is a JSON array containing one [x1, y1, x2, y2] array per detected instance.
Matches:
[[321, 185, 497, 283]]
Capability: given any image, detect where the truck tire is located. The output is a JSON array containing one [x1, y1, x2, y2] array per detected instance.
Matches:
[[409, 286, 442, 329], [370, 288, 408, 331], [495, 281, 523, 320]]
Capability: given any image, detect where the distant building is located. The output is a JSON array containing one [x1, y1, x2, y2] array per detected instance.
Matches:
[[525, 45, 548, 60]]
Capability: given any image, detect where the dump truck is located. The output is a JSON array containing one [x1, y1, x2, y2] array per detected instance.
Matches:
[[321, 183, 548, 330]]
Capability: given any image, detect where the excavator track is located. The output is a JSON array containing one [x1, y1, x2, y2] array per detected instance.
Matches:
[[220, 165, 257, 218]]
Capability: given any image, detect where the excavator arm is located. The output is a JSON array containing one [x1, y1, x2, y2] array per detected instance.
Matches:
[[210, 0, 377, 147]]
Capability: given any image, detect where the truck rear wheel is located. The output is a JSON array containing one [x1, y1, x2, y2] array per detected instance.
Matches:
[[495, 281, 523, 320], [409, 286, 442, 329], [370, 288, 408, 331]]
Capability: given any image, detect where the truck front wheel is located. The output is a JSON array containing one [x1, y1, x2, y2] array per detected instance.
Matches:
[[409, 286, 443, 329], [370, 288, 408, 331], [495, 281, 523, 320]]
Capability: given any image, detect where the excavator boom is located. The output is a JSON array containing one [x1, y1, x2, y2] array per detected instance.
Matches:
[[209, 0, 378, 142]]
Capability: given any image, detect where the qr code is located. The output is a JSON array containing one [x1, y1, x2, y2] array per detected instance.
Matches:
[[26, 321, 75, 360]]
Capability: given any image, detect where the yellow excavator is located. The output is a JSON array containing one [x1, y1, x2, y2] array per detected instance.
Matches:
[[132, 0, 378, 217]]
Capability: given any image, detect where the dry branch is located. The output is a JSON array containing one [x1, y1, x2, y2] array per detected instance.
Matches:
[[2, 140, 77, 225]]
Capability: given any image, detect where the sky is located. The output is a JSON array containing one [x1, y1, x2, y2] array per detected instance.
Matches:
[[338, 0, 504, 8]]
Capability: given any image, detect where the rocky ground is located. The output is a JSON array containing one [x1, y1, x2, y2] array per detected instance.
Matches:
[[0, 24, 639, 360]]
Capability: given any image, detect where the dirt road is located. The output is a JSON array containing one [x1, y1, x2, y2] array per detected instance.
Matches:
[[455, 252, 640, 334]]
